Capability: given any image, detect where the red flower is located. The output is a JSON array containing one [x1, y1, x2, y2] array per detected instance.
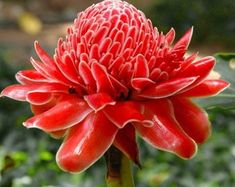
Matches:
[[1, 0, 229, 172]]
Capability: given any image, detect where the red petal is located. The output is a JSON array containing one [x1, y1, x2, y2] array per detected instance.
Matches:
[[109, 75, 129, 97], [30, 57, 51, 79], [23, 98, 92, 132], [131, 78, 155, 91], [103, 101, 145, 128], [138, 77, 197, 99], [30, 57, 77, 87], [108, 56, 125, 70], [165, 28, 175, 45], [171, 97, 211, 143], [179, 80, 229, 97], [173, 27, 193, 51], [34, 41, 56, 67], [1, 83, 68, 101], [178, 56, 215, 91], [54, 54, 81, 84], [84, 92, 115, 111], [30, 96, 59, 115], [78, 61, 96, 93], [133, 55, 149, 78], [91, 62, 115, 94], [135, 99, 197, 159], [113, 125, 140, 166], [27, 92, 52, 105], [180, 52, 198, 71], [56, 112, 118, 173], [16, 70, 48, 84]]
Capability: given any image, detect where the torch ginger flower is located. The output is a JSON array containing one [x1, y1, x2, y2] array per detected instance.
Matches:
[[0, 0, 229, 173]]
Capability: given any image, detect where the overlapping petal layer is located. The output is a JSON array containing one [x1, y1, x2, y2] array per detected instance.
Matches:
[[171, 97, 211, 144], [24, 97, 92, 132], [135, 100, 197, 158], [56, 112, 118, 172]]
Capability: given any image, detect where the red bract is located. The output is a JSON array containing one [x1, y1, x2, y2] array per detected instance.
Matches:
[[1, 0, 229, 173]]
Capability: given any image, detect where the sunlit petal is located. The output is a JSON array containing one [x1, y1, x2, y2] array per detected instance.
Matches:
[[56, 112, 118, 173]]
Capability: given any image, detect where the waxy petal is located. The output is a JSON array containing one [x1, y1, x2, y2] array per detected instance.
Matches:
[[23, 98, 92, 132], [131, 77, 155, 91], [27, 92, 53, 105], [84, 92, 115, 111], [56, 112, 118, 173], [54, 55, 81, 85], [16, 70, 48, 84], [113, 125, 140, 166], [165, 28, 175, 45], [30, 57, 78, 87], [138, 77, 197, 99], [179, 80, 229, 97], [1, 83, 68, 101], [109, 75, 129, 97], [173, 27, 193, 51], [171, 97, 211, 143], [180, 52, 198, 71], [34, 41, 56, 67], [133, 54, 149, 78], [178, 56, 215, 91], [103, 101, 145, 128], [78, 61, 96, 93], [30, 95, 62, 115], [91, 62, 115, 94], [135, 99, 197, 159]]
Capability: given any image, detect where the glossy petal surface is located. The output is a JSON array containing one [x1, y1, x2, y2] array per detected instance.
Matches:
[[138, 77, 197, 99], [113, 125, 140, 166], [172, 97, 211, 143], [179, 80, 229, 97], [1, 83, 68, 101], [24, 98, 92, 132], [56, 112, 118, 172], [103, 101, 145, 128], [84, 92, 115, 111], [135, 100, 197, 158]]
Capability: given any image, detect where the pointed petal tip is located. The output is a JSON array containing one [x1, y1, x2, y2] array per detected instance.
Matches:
[[0, 93, 4, 98], [189, 26, 194, 32], [186, 26, 194, 40], [138, 76, 198, 99], [174, 26, 194, 50], [34, 40, 39, 49], [165, 27, 176, 45], [23, 121, 34, 129], [30, 56, 35, 63], [0, 85, 27, 101], [208, 80, 230, 95]]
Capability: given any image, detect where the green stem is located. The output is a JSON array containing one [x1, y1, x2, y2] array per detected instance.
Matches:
[[105, 146, 135, 187]]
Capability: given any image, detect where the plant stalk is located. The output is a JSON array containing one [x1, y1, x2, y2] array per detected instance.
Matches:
[[105, 146, 135, 187]]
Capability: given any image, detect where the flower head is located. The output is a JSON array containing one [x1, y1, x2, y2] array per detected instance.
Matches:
[[1, 0, 229, 173]]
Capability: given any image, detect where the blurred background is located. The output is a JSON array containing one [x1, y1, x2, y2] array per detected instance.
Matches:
[[0, 0, 235, 187]]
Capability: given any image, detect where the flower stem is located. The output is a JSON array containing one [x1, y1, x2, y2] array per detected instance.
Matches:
[[105, 146, 135, 187]]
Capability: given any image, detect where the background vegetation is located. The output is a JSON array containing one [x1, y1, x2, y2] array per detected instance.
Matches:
[[0, 0, 234, 187]]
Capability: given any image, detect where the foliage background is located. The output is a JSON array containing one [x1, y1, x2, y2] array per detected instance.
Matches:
[[0, 0, 235, 187]]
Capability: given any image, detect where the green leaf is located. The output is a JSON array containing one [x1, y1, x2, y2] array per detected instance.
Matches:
[[197, 53, 235, 109], [39, 151, 53, 161]]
